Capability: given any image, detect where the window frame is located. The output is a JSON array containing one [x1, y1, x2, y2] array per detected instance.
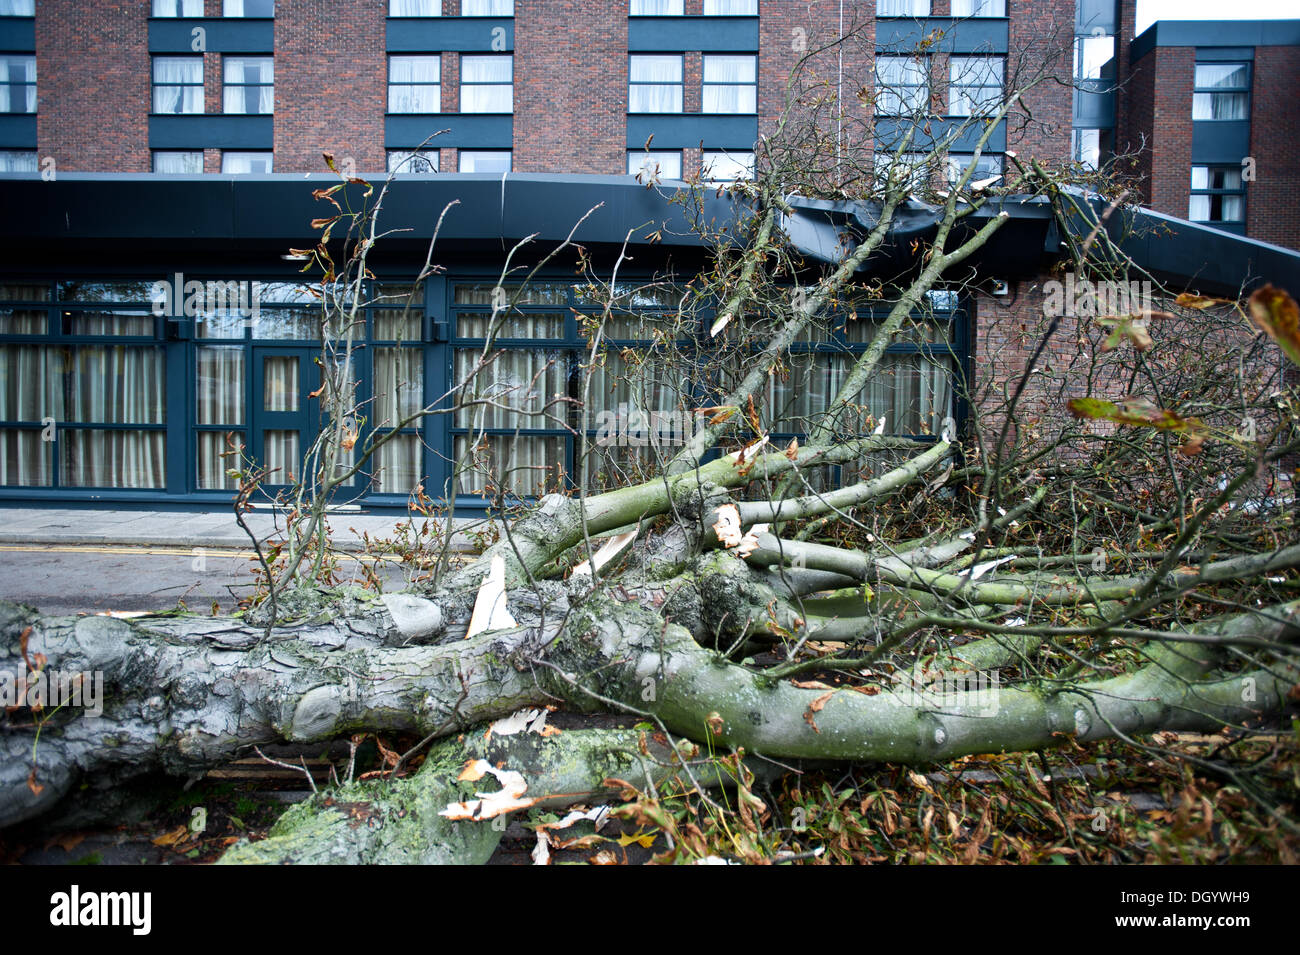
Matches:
[[702, 54, 757, 115], [221, 150, 274, 174], [460, 0, 513, 15], [387, 149, 440, 174], [874, 55, 930, 116], [950, 0, 1005, 16], [1189, 164, 1246, 224], [459, 54, 514, 114], [388, 0, 442, 14], [387, 54, 442, 114], [458, 150, 512, 173], [630, 0, 684, 13], [152, 150, 204, 174], [1192, 62, 1250, 121], [876, 0, 930, 16], [628, 53, 684, 114], [222, 55, 274, 116], [948, 55, 1003, 118], [151, 55, 204, 115], [628, 150, 683, 180], [703, 0, 758, 14]]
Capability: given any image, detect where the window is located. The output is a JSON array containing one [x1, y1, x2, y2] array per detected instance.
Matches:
[[949, 56, 1002, 117], [388, 56, 440, 113], [1074, 34, 1114, 81], [388, 149, 439, 173], [703, 55, 756, 113], [151, 0, 202, 15], [1193, 63, 1249, 120], [875, 150, 930, 191], [704, 0, 757, 13], [223, 57, 273, 114], [222, 151, 272, 173], [1189, 165, 1245, 223], [631, 0, 683, 13], [460, 55, 513, 113], [152, 57, 202, 114], [0, 0, 34, 13], [945, 152, 1002, 185], [874, 56, 928, 115], [0, 56, 33, 113], [951, 0, 1004, 15], [1072, 128, 1100, 168], [459, 150, 511, 173], [702, 150, 753, 181], [628, 150, 682, 180], [223, 0, 274, 15], [877, 0, 930, 15], [461, 0, 512, 14], [153, 150, 203, 173], [390, 0, 440, 13], [0, 149, 36, 172], [629, 55, 682, 113]]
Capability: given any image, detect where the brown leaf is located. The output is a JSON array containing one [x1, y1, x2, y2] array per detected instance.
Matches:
[[803, 691, 833, 734], [26, 768, 43, 796], [1247, 284, 1300, 368]]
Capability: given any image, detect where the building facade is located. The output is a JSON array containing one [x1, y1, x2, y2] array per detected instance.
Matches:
[[0, 1, 1297, 511]]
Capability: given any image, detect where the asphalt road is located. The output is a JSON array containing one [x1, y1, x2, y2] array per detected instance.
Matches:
[[0, 544, 409, 616]]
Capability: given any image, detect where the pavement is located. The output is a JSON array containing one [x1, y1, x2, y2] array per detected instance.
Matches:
[[0, 506, 493, 614], [0, 506, 486, 552]]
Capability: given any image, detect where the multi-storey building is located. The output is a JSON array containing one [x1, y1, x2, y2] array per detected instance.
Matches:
[[0, 1, 1296, 511]]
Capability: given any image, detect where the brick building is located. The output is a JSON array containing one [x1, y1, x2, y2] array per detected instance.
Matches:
[[0, 0, 1296, 511]]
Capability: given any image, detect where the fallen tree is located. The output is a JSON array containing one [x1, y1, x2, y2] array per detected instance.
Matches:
[[3, 19, 1297, 862]]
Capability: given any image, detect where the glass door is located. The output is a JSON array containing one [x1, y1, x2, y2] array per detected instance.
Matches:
[[252, 347, 318, 492]]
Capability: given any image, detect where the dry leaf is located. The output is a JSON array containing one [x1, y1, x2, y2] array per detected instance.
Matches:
[[803, 691, 833, 734]]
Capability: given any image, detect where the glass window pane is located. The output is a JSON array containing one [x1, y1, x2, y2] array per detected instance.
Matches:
[[197, 345, 246, 425], [390, 0, 440, 14], [374, 433, 423, 494], [1195, 63, 1248, 90], [374, 347, 423, 424], [632, 0, 683, 12], [262, 429, 300, 483], [458, 150, 511, 173], [703, 0, 756, 12], [153, 150, 203, 173], [628, 151, 682, 179], [630, 54, 681, 84], [455, 434, 564, 497], [951, 0, 1004, 14], [0, 149, 38, 172], [0, 429, 51, 487], [461, 0, 513, 14], [61, 430, 166, 488], [878, 0, 930, 14]]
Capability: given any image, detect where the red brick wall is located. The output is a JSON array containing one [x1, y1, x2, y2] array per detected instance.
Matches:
[[512, 0, 625, 174], [35, 0, 150, 172], [273, 0, 386, 174], [1121, 45, 1193, 216], [1004, 0, 1074, 168], [1246, 45, 1300, 250]]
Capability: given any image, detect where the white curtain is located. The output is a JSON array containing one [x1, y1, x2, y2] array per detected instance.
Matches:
[[455, 434, 563, 497], [878, 0, 929, 15], [704, 0, 756, 14], [768, 353, 950, 438], [628, 151, 682, 179], [1, 56, 36, 113], [153, 58, 202, 114], [224, 0, 275, 16], [374, 348, 422, 426], [390, 0, 440, 14], [702, 151, 753, 181], [152, 0, 202, 15], [875, 57, 927, 114], [221, 151, 273, 173], [629, 56, 682, 112], [949, 57, 1002, 116], [375, 434, 422, 494], [632, 0, 683, 13], [702, 55, 756, 113], [0, 150, 37, 172], [153, 151, 203, 173], [262, 430, 299, 483], [389, 56, 440, 113], [197, 346, 245, 425], [457, 151, 511, 173], [461, 0, 512, 14], [387, 150, 438, 174], [262, 355, 298, 412], [460, 56, 512, 112], [951, 0, 1004, 15], [224, 58, 273, 114], [0, 1, 35, 15]]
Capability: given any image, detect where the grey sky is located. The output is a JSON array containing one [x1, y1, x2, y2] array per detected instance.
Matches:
[[1137, 0, 1298, 32]]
